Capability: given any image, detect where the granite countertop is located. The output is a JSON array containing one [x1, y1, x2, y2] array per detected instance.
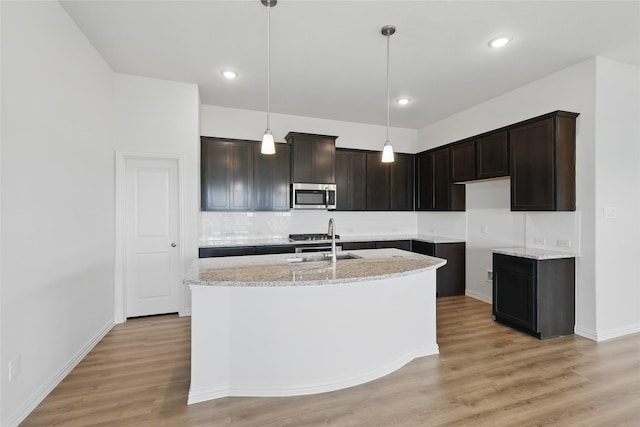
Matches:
[[492, 247, 578, 260], [185, 248, 446, 287], [198, 233, 464, 248]]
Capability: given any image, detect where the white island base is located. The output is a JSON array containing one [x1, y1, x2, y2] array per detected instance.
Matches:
[[187, 250, 441, 404]]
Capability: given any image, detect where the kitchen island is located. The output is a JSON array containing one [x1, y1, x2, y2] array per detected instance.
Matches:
[[184, 248, 446, 404]]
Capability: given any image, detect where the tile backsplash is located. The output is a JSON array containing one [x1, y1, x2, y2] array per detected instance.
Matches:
[[200, 210, 419, 241]]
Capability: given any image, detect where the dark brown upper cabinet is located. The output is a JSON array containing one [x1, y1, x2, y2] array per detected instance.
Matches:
[[335, 149, 367, 211], [509, 112, 578, 211], [365, 152, 390, 210], [253, 143, 291, 211], [286, 132, 336, 184], [201, 137, 254, 211], [201, 137, 290, 212], [451, 141, 476, 182], [451, 132, 508, 183], [390, 153, 415, 211], [476, 132, 509, 179], [364, 151, 414, 211], [416, 147, 465, 211]]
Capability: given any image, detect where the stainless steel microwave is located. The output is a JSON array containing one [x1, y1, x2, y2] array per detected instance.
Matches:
[[292, 183, 336, 210]]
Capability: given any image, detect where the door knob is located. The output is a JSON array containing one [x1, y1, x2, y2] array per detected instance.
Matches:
[[171, 242, 177, 247]]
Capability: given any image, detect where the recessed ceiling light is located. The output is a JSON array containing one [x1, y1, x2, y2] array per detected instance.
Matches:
[[221, 70, 238, 79], [396, 98, 410, 105], [488, 35, 512, 48]]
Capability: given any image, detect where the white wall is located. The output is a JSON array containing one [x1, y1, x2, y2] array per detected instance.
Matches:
[[114, 74, 200, 316], [1, 2, 115, 425], [199, 105, 420, 240], [417, 57, 640, 340], [201, 104, 418, 153], [417, 59, 597, 334], [593, 58, 640, 339]]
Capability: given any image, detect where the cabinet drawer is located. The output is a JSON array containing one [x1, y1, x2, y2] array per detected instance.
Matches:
[[199, 246, 256, 258], [493, 253, 536, 276], [411, 240, 434, 256], [342, 241, 376, 250]]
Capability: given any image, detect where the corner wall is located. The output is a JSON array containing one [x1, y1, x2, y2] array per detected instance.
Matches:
[[593, 58, 640, 339], [417, 59, 598, 336], [1, 2, 115, 425], [113, 74, 200, 317]]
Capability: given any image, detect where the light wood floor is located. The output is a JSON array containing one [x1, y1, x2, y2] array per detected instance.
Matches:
[[22, 296, 640, 426]]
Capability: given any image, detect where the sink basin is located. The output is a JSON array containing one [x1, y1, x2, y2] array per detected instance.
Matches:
[[286, 252, 361, 263]]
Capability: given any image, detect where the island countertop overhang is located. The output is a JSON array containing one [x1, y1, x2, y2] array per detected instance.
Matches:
[[184, 248, 446, 287]]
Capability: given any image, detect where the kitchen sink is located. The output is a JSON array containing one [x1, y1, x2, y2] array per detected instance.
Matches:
[[285, 252, 361, 263]]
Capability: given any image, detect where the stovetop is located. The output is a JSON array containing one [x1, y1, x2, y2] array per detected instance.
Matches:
[[289, 233, 341, 242]]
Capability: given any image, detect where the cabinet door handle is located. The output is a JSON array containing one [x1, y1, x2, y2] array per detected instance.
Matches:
[[171, 242, 177, 247], [325, 186, 330, 209]]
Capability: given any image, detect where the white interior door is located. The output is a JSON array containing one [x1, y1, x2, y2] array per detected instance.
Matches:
[[125, 157, 181, 317]]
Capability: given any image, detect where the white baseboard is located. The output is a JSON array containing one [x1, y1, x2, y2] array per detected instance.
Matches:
[[7, 319, 114, 427], [594, 323, 640, 342], [465, 290, 492, 304], [188, 346, 439, 405], [574, 325, 597, 341]]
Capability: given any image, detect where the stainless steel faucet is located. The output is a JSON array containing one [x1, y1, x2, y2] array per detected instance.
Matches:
[[327, 217, 337, 263]]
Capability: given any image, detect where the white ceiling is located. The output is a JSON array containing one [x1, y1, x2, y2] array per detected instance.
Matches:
[[60, 0, 640, 129]]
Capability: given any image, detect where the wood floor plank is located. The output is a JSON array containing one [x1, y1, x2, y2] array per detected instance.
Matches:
[[20, 296, 640, 426]]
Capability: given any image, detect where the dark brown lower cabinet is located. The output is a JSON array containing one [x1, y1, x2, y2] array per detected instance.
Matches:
[[199, 245, 295, 258], [412, 240, 465, 297], [493, 253, 575, 340]]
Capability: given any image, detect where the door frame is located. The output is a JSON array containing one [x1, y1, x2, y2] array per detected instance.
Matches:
[[114, 151, 186, 324]]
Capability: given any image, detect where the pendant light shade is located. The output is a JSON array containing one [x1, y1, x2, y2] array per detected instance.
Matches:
[[381, 25, 395, 163], [382, 140, 394, 162], [261, 0, 277, 155], [261, 130, 275, 154]]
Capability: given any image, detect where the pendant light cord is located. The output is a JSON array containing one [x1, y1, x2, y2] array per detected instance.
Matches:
[[386, 33, 390, 142], [266, 2, 271, 131]]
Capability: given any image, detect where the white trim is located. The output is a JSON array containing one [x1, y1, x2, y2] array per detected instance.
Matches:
[[465, 290, 492, 304], [187, 346, 439, 404], [114, 151, 186, 323], [575, 325, 598, 341], [7, 320, 114, 427], [593, 323, 640, 342]]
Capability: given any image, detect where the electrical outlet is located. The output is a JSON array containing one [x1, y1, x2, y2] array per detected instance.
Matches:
[[534, 237, 546, 245], [481, 224, 489, 234], [487, 270, 493, 282], [8, 356, 20, 382], [604, 206, 617, 219], [557, 239, 572, 248]]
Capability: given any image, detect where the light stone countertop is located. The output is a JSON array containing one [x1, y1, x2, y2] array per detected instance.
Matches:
[[492, 247, 578, 260], [185, 248, 446, 287], [198, 233, 464, 248]]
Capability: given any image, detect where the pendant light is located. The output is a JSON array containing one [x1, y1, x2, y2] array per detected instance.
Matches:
[[261, 0, 276, 155], [381, 25, 395, 163]]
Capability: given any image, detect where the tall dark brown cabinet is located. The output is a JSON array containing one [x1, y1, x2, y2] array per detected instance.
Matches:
[[286, 132, 336, 184], [253, 143, 291, 211], [364, 152, 414, 211], [415, 147, 465, 211], [335, 149, 367, 211], [509, 111, 578, 211], [201, 137, 253, 211]]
